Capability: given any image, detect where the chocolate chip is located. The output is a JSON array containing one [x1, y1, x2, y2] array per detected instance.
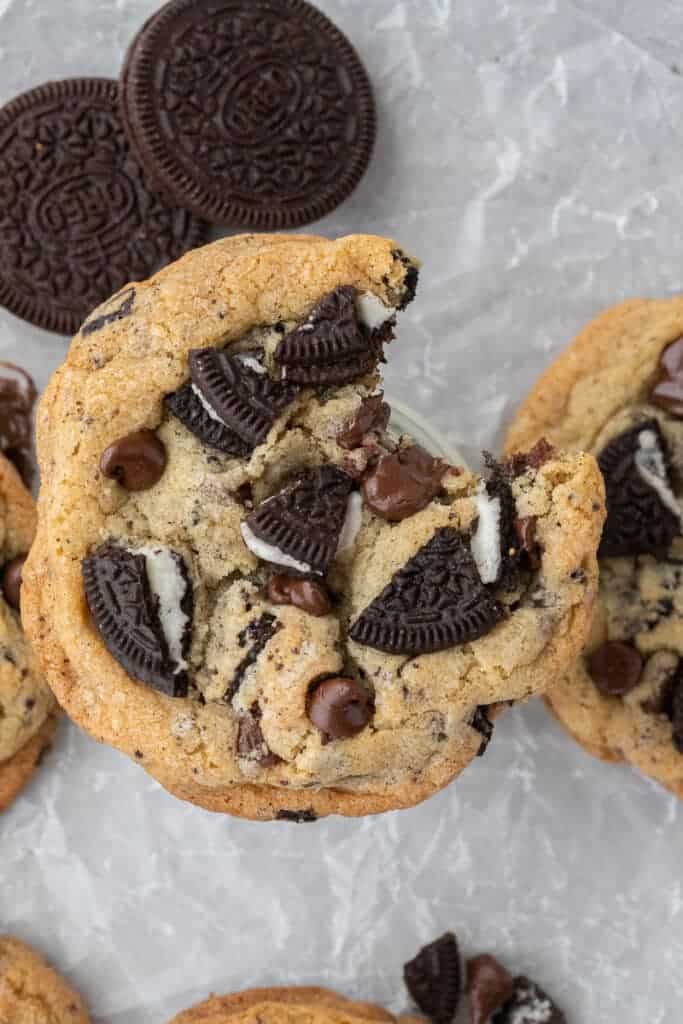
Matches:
[[1, 554, 26, 611], [471, 707, 494, 756], [82, 544, 192, 697], [307, 677, 371, 742], [337, 394, 391, 449], [267, 575, 332, 617], [100, 429, 167, 491], [189, 348, 299, 449], [598, 419, 679, 558], [349, 528, 504, 655], [276, 809, 318, 823], [244, 465, 355, 577], [651, 336, 683, 417], [403, 932, 461, 1024], [492, 976, 566, 1024], [363, 445, 445, 521], [237, 710, 279, 766], [504, 438, 556, 477], [466, 954, 514, 1024], [165, 382, 250, 456], [587, 641, 643, 696], [514, 516, 541, 570], [275, 286, 385, 386]]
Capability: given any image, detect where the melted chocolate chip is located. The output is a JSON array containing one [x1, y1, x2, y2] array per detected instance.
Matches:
[[587, 641, 643, 696], [307, 677, 371, 742], [466, 954, 515, 1024], [0, 363, 37, 487], [651, 336, 683, 417], [514, 516, 541, 570], [404, 932, 461, 1024], [2, 554, 26, 611], [337, 394, 391, 449], [363, 445, 445, 521], [100, 429, 167, 491], [237, 710, 279, 766], [267, 575, 332, 616], [504, 439, 556, 477]]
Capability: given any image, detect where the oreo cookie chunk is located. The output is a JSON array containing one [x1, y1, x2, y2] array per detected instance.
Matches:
[[83, 544, 193, 696], [242, 466, 358, 577], [492, 976, 566, 1024], [275, 286, 396, 385], [470, 456, 524, 588], [598, 419, 681, 558], [404, 932, 461, 1024], [0, 79, 206, 335], [349, 528, 504, 655], [226, 613, 281, 701], [120, 0, 375, 228]]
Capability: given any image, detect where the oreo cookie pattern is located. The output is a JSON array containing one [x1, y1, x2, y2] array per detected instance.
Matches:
[[121, 0, 375, 228], [505, 298, 683, 798], [23, 232, 604, 819], [0, 79, 207, 335]]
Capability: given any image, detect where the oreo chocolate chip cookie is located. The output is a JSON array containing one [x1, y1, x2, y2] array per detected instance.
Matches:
[[349, 528, 504, 655], [83, 544, 193, 697], [120, 0, 375, 228], [0, 79, 206, 335]]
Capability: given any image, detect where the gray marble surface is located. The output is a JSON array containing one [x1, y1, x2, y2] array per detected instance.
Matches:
[[1, 1, 682, 1021]]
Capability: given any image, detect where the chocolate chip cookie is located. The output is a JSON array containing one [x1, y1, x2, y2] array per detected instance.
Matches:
[[0, 936, 90, 1023], [169, 986, 407, 1024], [24, 233, 604, 819], [506, 298, 683, 796], [0, 455, 57, 812]]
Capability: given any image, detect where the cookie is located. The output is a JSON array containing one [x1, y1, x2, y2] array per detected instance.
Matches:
[[169, 986, 399, 1024], [506, 298, 683, 797], [0, 454, 58, 812], [120, 0, 375, 228], [24, 233, 603, 820], [0, 78, 207, 335], [0, 936, 89, 1023]]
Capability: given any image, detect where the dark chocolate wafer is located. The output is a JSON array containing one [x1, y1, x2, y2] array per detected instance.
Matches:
[[0, 78, 207, 336], [120, 0, 375, 228]]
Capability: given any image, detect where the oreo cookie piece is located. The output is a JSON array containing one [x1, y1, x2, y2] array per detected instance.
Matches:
[[83, 544, 193, 696], [276, 808, 318, 823], [82, 287, 136, 337], [189, 349, 299, 449], [165, 382, 250, 456], [492, 975, 566, 1024], [120, 0, 375, 228], [349, 528, 504, 655], [471, 456, 521, 589], [598, 419, 681, 558], [0, 79, 207, 336], [470, 707, 494, 756], [404, 932, 461, 1024], [242, 466, 356, 577], [225, 613, 281, 701], [275, 286, 391, 385]]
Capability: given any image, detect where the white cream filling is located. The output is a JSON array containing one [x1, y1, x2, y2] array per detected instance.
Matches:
[[191, 383, 229, 426], [133, 546, 190, 673], [635, 429, 683, 526], [236, 353, 267, 374], [240, 522, 313, 574], [470, 486, 502, 584], [336, 492, 363, 555], [355, 291, 395, 330]]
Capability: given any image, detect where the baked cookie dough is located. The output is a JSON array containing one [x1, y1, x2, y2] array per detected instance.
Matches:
[[506, 298, 683, 796], [0, 455, 57, 812], [0, 936, 89, 1024], [169, 985, 411, 1024], [24, 233, 604, 819]]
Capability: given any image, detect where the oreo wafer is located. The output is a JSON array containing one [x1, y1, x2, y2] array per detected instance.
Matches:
[[120, 0, 376, 228], [349, 527, 504, 655], [165, 382, 250, 457], [0, 78, 207, 336]]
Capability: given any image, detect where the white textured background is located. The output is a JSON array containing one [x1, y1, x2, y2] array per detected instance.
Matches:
[[1, 1, 683, 1021]]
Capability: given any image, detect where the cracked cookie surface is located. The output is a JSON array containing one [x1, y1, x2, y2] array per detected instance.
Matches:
[[0, 936, 89, 1024], [0, 455, 57, 812], [506, 298, 683, 797], [24, 233, 603, 819]]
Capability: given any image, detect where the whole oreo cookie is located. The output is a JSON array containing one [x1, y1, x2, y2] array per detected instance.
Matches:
[[0, 78, 207, 336], [120, 0, 376, 227]]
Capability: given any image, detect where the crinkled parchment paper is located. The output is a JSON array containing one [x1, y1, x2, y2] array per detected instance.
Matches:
[[2, 1, 683, 1020]]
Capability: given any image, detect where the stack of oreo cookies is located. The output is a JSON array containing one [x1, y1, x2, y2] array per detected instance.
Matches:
[[0, 0, 376, 335]]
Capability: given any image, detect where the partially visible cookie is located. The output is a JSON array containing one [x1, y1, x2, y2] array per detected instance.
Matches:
[[0, 936, 89, 1024], [506, 298, 683, 796], [169, 986, 396, 1024], [0, 454, 58, 812]]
